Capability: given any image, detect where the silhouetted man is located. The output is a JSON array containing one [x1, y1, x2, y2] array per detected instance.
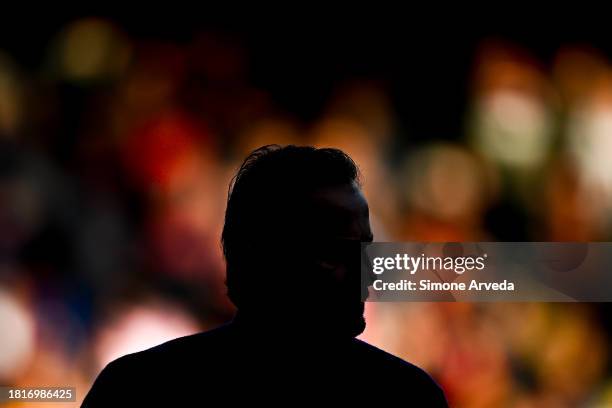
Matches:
[[82, 145, 448, 406]]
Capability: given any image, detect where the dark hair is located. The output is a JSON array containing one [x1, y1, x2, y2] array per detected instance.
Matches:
[[221, 145, 360, 308]]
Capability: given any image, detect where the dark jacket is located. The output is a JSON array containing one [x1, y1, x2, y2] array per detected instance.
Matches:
[[82, 320, 448, 406]]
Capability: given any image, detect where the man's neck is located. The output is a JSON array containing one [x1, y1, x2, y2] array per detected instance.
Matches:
[[231, 309, 355, 345]]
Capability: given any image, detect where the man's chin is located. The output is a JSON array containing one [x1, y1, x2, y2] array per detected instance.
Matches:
[[337, 303, 366, 337], [347, 315, 366, 337], [327, 312, 366, 338]]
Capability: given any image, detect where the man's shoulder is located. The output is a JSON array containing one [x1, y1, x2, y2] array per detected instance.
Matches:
[[82, 325, 234, 406], [117, 323, 231, 363], [349, 338, 447, 403], [97, 324, 233, 379], [140, 324, 232, 357], [350, 338, 426, 373]]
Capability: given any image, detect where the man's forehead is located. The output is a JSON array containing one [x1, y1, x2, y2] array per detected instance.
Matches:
[[300, 182, 370, 239], [309, 182, 368, 215]]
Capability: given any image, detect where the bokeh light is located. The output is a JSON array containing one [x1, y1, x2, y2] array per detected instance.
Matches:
[[0, 18, 610, 407]]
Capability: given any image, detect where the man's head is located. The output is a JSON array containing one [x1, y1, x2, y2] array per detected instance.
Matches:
[[222, 145, 373, 337]]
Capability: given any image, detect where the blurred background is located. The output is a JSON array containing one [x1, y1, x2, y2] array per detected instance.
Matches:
[[1, 14, 612, 407]]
